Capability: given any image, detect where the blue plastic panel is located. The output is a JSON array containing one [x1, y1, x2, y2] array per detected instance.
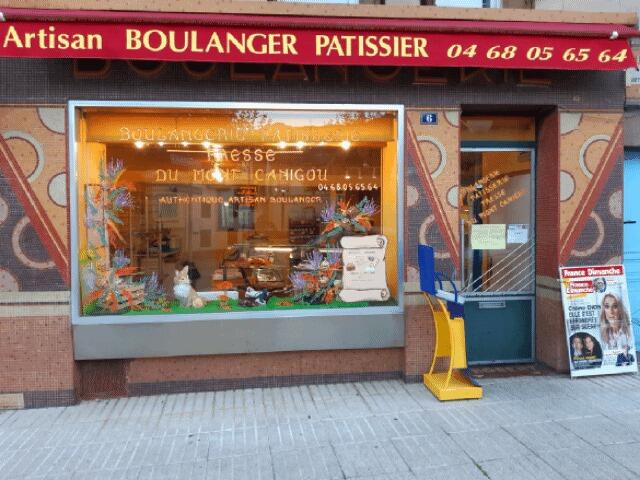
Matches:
[[417, 244, 436, 295]]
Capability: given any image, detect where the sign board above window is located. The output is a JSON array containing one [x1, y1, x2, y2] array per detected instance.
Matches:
[[0, 20, 635, 70]]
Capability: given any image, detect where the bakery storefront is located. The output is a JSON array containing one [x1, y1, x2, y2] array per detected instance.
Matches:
[[0, 4, 636, 407]]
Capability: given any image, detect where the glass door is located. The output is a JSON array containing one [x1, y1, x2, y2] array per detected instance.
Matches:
[[460, 149, 535, 363]]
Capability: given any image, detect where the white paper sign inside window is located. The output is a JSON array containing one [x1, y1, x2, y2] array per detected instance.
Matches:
[[470, 224, 506, 250], [507, 224, 529, 244], [339, 235, 390, 303]]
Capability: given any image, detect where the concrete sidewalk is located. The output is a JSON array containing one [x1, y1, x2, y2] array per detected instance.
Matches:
[[2, 373, 640, 480]]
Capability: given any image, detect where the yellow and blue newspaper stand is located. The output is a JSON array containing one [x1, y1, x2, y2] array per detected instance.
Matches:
[[418, 245, 483, 401]]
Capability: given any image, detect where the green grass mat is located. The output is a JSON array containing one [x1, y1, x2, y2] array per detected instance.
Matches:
[[124, 295, 374, 315]]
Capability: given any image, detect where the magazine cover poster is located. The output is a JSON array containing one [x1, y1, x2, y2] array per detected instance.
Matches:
[[560, 265, 637, 378]]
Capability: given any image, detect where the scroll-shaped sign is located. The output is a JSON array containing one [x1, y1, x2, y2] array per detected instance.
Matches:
[[339, 235, 389, 303]]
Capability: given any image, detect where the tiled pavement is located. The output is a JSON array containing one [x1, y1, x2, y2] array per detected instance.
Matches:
[[2, 373, 640, 479]]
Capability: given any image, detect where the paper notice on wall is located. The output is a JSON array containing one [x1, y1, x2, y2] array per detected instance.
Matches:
[[339, 235, 390, 303], [470, 224, 506, 250], [507, 224, 529, 244]]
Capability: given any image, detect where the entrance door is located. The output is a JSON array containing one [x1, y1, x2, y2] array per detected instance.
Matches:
[[460, 149, 535, 364]]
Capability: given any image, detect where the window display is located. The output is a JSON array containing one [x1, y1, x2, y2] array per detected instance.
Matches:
[[73, 105, 400, 317]]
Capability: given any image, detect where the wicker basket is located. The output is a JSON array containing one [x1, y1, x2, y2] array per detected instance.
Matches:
[[98, 283, 145, 312]]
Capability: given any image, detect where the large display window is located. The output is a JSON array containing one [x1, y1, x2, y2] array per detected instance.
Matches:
[[71, 104, 401, 320]]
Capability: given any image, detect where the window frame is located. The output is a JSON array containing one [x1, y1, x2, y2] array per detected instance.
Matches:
[[69, 101, 405, 332]]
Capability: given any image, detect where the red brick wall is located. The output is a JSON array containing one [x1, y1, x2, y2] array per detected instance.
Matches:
[[128, 348, 403, 384], [403, 300, 435, 381], [77, 348, 405, 399], [535, 110, 566, 370], [536, 111, 560, 278], [0, 315, 76, 406], [536, 294, 568, 372], [77, 360, 128, 400]]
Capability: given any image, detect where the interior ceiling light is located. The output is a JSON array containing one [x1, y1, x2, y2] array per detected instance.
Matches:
[[202, 141, 211, 149], [157, 141, 165, 147], [134, 140, 145, 149], [340, 140, 351, 151], [319, 141, 327, 146], [181, 141, 189, 147], [275, 150, 303, 155], [212, 165, 224, 183], [254, 246, 294, 253], [278, 141, 287, 149], [295, 141, 305, 149]]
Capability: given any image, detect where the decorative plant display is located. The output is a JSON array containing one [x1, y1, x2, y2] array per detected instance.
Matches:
[[81, 249, 145, 314], [81, 159, 168, 314], [316, 197, 378, 245], [85, 159, 133, 247], [142, 272, 170, 311], [289, 249, 343, 304], [287, 197, 378, 305]]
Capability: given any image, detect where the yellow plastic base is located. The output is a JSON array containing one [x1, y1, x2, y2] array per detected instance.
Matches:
[[423, 371, 483, 401]]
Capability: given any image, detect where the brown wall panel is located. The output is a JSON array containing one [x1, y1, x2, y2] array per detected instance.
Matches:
[[535, 292, 568, 372], [127, 348, 404, 384], [0, 315, 75, 392], [403, 300, 435, 381]]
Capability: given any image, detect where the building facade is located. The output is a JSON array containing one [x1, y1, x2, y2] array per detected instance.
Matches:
[[0, 1, 636, 408], [532, 0, 640, 349]]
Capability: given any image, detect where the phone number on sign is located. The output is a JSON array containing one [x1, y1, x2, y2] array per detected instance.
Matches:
[[318, 183, 379, 191], [446, 44, 628, 64]]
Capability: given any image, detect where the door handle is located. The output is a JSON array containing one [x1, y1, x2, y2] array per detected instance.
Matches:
[[624, 220, 637, 224]]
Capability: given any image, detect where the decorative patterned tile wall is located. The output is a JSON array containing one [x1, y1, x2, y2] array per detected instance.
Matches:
[[0, 58, 627, 405]]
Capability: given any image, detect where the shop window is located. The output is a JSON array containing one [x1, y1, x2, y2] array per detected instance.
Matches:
[[72, 105, 400, 318]]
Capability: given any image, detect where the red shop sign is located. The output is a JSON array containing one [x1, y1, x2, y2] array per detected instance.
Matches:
[[0, 21, 635, 70]]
